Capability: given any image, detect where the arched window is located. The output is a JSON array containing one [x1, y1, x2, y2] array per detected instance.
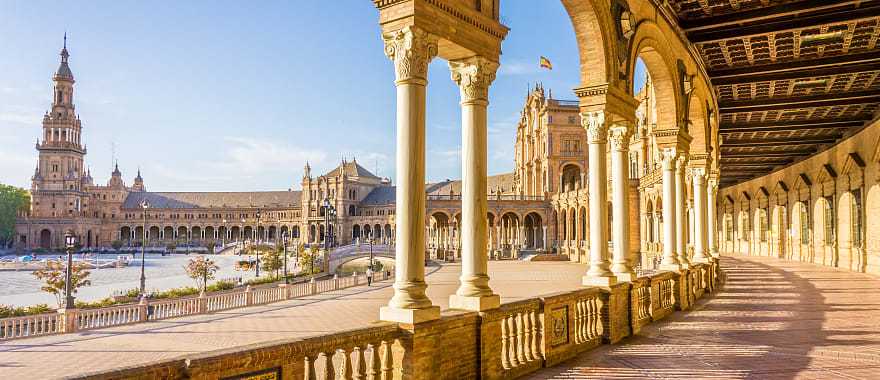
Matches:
[[759, 209, 768, 242], [824, 198, 835, 246], [799, 204, 810, 245], [852, 189, 863, 249]]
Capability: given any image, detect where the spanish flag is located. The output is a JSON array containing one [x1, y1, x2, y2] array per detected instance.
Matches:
[[539, 56, 553, 70]]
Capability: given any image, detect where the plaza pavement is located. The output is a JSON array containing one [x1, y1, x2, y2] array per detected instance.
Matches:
[[528, 255, 880, 379], [0, 260, 589, 379]]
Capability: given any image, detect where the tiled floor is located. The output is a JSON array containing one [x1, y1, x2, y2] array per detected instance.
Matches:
[[527, 255, 880, 379]]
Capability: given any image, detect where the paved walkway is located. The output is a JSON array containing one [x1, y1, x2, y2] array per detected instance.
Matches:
[[528, 255, 880, 380], [0, 260, 589, 379]]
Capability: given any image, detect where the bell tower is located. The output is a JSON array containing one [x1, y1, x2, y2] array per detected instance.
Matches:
[[31, 35, 88, 218]]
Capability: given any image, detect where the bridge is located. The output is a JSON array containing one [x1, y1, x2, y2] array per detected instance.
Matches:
[[327, 244, 395, 273]]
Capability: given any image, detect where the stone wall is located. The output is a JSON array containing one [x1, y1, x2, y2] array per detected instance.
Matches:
[[718, 118, 880, 275]]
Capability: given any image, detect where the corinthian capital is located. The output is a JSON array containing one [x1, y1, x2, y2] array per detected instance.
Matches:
[[660, 148, 678, 171], [676, 155, 688, 174], [382, 26, 438, 84], [449, 57, 498, 103], [689, 167, 706, 182], [582, 111, 607, 144], [608, 125, 633, 152]]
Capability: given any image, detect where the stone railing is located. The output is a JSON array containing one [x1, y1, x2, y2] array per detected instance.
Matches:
[[0, 312, 62, 340], [0, 271, 392, 342], [59, 261, 719, 379]]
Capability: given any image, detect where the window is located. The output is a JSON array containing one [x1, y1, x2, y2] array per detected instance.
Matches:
[[567, 115, 576, 124], [852, 189, 863, 248], [824, 198, 834, 246], [800, 204, 810, 245], [759, 209, 768, 242]]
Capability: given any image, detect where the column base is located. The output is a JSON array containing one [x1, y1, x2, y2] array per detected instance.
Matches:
[[380, 305, 440, 324], [449, 294, 500, 311], [659, 263, 682, 271], [582, 274, 617, 287], [692, 257, 711, 264]]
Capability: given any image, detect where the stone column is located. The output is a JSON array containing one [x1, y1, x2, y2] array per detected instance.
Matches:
[[675, 156, 690, 267], [379, 26, 440, 324], [707, 179, 719, 258], [692, 168, 709, 262], [448, 57, 500, 311], [542, 225, 547, 250], [609, 125, 635, 281], [582, 111, 616, 286], [660, 148, 680, 270]]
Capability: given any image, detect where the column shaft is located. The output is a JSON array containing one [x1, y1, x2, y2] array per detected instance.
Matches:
[[379, 26, 440, 324], [660, 149, 680, 270], [609, 126, 635, 281], [449, 56, 499, 311], [692, 169, 709, 262], [707, 180, 719, 258], [675, 158, 690, 266], [583, 112, 616, 286]]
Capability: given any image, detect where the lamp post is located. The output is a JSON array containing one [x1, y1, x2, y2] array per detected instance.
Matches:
[[63, 231, 76, 309], [282, 231, 289, 284], [255, 209, 262, 277], [139, 199, 149, 299], [321, 197, 334, 275]]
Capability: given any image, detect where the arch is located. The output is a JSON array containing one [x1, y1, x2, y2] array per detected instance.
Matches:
[[384, 224, 392, 243], [244, 226, 254, 241], [149, 226, 161, 243], [280, 225, 289, 239], [268, 225, 277, 241], [560, 0, 613, 85], [292, 225, 300, 239], [163, 226, 174, 241], [86, 230, 93, 248], [135, 226, 144, 241], [628, 27, 680, 132], [204, 226, 215, 241], [39, 229, 52, 249], [308, 224, 316, 243], [560, 163, 582, 192], [230, 226, 240, 241], [374, 224, 383, 240], [191, 226, 202, 241], [177, 226, 188, 241], [348, 205, 356, 217], [353, 224, 361, 240]]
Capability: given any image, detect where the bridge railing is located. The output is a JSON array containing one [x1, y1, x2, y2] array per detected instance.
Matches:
[[90, 260, 719, 379], [0, 271, 394, 342]]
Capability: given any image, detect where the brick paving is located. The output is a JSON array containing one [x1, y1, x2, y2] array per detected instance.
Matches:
[[0, 260, 588, 379], [528, 255, 880, 380]]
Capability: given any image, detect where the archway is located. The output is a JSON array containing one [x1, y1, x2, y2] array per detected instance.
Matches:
[[163, 226, 174, 241], [353, 224, 361, 240], [560, 163, 582, 193], [39, 229, 52, 249], [149, 226, 160, 244]]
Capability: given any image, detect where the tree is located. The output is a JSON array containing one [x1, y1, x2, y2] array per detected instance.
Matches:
[[261, 245, 283, 277], [205, 241, 216, 254], [185, 256, 219, 291], [0, 184, 30, 248], [111, 240, 123, 250], [32, 261, 92, 308], [298, 245, 320, 275]]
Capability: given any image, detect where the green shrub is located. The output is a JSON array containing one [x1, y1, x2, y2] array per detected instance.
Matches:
[[245, 275, 281, 286], [150, 286, 199, 299], [205, 279, 236, 292], [0, 304, 53, 318], [76, 297, 120, 309]]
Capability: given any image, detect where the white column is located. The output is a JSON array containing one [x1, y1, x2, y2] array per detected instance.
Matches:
[[660, 148, 680, 270], [379, 26, 440, 324], [692, 168, 709, 262], [448, 57, 500, 311], [708, 179, 719, 258], [676, 157, 690, 267], [582, 111, 616, 286], [542, 225, 547, 250], [609, 125, 635, 281]]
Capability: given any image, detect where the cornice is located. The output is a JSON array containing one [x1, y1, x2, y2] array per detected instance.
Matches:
[[374, 0, 509, 40]]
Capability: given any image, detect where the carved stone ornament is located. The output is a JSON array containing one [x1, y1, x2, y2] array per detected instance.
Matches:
[[449, 57, 499, 103], [550, 305, 569, 347], [689, 167, 706, 182], [382, 26, 438, 83], [676, 155, 688, 173], [608, 125, 633, 151], [660, 148, 678, 170], [582, 111, 607, 144]]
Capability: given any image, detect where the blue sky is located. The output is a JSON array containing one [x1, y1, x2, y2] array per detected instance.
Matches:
[[0, 1, 645, 191]]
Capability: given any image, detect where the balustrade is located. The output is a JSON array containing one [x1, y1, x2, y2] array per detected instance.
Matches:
[[0, 313, 62, 339], [76, 304, 143, 331]]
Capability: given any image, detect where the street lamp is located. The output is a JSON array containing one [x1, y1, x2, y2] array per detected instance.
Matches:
[[63, 231, 77, 309], [282, 231, 289, 284], [222, 219, 227, 249], [255, 209, 262, 277], [139, 199, 150, 299]]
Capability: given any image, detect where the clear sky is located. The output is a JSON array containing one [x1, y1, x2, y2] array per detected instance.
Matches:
[[0, 1, 645, 192]]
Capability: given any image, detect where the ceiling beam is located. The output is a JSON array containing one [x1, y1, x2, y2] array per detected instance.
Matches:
[[685, 2, 880, 43], [722, 149, 815, 158], [711, 60, 880, 86], [681, 0, 865, 31], [709, 50, 880, 80], [719, 119, 867, 133], [719, 90, 880, 113], [722, 137, 838, 147], [720, 162, 788, 168]]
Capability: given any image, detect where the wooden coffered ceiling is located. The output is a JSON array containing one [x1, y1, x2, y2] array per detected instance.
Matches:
[[668, 0, 880, 187]]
